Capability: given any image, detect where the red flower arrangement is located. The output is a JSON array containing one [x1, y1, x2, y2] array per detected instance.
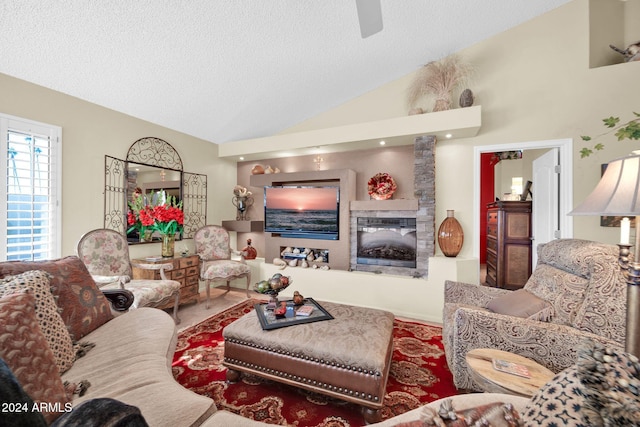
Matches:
[[367, 172, 397, 200], [127, 192, 184, 237]]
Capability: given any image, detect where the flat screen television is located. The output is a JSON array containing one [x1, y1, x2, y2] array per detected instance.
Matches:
[[264, 185, 340, 240]]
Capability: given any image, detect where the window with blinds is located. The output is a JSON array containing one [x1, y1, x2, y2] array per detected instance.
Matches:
[[1, 114, 61, 261]]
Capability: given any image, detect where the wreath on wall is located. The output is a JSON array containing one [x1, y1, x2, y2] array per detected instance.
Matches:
[[368, 172, 397, 200]]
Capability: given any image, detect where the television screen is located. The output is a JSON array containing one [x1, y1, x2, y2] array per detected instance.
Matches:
[[264, 186, 339, 239]]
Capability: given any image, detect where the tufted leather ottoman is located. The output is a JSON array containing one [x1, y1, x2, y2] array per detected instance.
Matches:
[[223, 301, 395, 423]]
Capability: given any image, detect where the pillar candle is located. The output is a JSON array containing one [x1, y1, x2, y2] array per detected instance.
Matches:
[[621, 217, 631, 245]]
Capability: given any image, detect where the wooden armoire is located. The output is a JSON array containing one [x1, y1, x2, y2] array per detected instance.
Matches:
[[485, 201, 532, 289]]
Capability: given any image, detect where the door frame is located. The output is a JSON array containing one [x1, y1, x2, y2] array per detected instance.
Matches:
[[472, 138, 574, 260]]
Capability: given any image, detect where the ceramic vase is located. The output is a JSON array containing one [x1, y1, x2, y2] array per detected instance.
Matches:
[[438, 210, 463, 257], [161, 234, 175, 258]]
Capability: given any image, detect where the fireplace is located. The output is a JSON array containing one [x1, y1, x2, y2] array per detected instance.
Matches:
[[356, 217, 417, 268]]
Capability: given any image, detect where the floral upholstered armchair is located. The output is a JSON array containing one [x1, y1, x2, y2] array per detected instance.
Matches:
[[443, 238, 627, 391], [194, 225, 251, 309], [77, 228, 181, 323]]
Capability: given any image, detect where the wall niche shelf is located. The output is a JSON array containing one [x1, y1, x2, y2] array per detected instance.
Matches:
[[222, 220, 264, 232], [350, 199, 418, 211]]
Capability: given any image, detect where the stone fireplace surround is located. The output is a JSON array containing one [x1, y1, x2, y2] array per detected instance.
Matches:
[[349, 135, 435, 277]]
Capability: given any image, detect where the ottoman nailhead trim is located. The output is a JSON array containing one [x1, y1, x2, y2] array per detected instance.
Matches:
[[224, 349, 385, 402], [224, 338, 383, 377]]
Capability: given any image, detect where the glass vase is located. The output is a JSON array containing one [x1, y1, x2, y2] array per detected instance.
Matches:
[[437, 210, 464, 257], [161, 234, 175, 258], [140, 229, 153, 243]]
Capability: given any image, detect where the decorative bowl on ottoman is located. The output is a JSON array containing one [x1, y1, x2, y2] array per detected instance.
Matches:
[[253, 273, 292, 307]]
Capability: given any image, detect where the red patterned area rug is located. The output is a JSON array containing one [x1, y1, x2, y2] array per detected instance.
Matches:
[[172, 299, 459, 426]]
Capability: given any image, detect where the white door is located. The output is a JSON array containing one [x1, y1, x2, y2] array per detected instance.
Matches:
[[532, 148, 560, 267]]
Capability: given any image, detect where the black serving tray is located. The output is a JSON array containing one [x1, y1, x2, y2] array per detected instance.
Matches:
[[254, 297, 334, 330]]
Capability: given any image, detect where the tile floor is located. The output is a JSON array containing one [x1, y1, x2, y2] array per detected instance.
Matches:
[[172, 287, 266, 332]]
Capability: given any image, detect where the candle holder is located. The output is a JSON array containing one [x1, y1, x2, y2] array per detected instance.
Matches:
[[618, 244, 640, 356]]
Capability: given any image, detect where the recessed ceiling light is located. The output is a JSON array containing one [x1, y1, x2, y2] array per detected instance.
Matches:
[[239, 156, 245, 161], [445, 133, 453, 139], [379, 140, 386, 145]]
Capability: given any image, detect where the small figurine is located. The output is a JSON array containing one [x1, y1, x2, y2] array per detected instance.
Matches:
[[293, 291, 304, 305], [610, 42, 640, 62], [274, 301, 287, 318], [241, 239, 257, 260]]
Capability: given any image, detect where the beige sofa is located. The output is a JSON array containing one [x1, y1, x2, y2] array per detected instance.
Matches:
[[0, 256, 215, 426], [443, 238, 627, 391]]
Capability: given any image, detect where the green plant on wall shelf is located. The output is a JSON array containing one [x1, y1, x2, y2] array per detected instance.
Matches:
[[580, 112, 640, 158]]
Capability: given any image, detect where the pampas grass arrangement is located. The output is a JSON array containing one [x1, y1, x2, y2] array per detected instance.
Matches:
[[407, 54, 472, 113]]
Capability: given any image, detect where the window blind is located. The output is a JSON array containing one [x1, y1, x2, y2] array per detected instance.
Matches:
[[1, 114, 61, 261]]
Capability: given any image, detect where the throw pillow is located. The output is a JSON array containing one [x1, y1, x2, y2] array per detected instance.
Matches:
[[487, 289, 554, 321], [0, 290, 72, 424], [0, 270, 75, 374], [0, 256, 113, 341], [521, 365, 586, 426], [0, 357, 47, 427], [576, 342, 640, 427]]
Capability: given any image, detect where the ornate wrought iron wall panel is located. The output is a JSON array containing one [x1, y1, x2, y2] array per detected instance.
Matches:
[[182, 172, 207, 238], [104, 155, 126, 233], [125, 137, 183, 170]]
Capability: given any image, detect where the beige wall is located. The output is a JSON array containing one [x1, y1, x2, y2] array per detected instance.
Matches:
[[0, 73, 237, 259]]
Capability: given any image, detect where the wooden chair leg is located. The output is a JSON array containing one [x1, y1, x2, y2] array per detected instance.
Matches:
[[245, 274, 251, 297], [205, 279, 211, 309], [226, 281, 231, 292], [172, 292, 181, 324]]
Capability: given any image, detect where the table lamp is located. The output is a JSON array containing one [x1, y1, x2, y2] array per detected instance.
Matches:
[[569, 152, 640, 356]]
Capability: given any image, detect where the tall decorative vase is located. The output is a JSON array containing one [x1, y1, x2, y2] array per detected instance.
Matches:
[[438, 210, 464, 257], [161, 234, 175, 258]]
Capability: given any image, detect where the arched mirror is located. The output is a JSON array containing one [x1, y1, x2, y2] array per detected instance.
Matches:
[[104, 137, 207, 244]]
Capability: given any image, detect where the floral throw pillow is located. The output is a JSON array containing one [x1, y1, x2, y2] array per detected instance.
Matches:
[[0, 270, 76, 374]]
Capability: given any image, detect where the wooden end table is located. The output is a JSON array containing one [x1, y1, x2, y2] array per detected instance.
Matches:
[[465, 348, 554, 397], [131, 254, 200, 307]]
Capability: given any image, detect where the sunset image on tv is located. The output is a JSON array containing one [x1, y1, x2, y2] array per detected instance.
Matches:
[[264, 186, 339, 234]]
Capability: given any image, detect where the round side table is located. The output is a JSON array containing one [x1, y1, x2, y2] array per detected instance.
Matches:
[[465, 348, 555, 397]]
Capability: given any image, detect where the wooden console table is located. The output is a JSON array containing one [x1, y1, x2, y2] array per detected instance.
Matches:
[[132, 254, 200, 307]]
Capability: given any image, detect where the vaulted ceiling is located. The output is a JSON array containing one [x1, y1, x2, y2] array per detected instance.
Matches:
[[0, 1, 570, 145]]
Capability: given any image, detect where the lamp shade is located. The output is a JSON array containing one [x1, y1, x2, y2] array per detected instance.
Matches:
[[570, 153, 640, 216]]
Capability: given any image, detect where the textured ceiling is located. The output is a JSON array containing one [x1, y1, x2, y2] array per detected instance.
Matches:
[[0, 1, 570, 145]]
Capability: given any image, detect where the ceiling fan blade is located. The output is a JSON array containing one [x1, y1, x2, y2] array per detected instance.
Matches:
[[355, 0, 383, 38]]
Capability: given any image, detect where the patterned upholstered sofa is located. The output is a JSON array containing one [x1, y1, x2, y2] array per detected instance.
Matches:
[[442, 238, 627, 391]]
